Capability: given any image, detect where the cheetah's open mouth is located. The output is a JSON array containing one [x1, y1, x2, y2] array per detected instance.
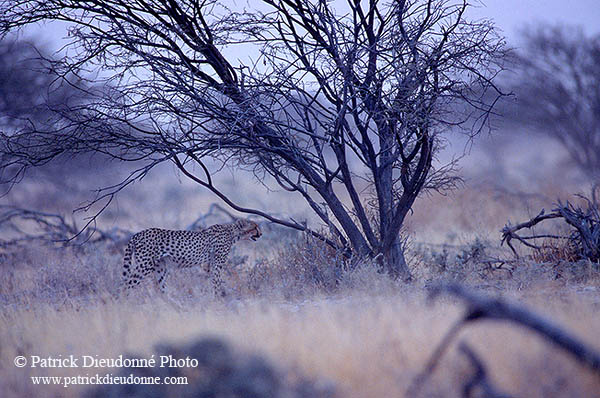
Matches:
[[250, 232, 261, 241]]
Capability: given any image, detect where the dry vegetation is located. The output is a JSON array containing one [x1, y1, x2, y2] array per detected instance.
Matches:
[[0, 3, 598, 396], [1, 179, 600, 398], [1, 272, 599, 397]]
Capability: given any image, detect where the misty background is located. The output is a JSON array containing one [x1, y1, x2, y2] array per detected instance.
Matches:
[[1, 0, 599, 244]]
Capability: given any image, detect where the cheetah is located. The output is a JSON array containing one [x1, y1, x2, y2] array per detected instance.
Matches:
[[122, 219, 261, 296]]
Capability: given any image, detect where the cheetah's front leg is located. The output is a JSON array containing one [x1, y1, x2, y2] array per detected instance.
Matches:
[[210, 265, 226, 297], [209, 248, 227, 297]]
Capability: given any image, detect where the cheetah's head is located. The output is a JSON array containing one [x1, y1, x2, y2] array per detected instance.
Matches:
[[234, 219, 262, 241]]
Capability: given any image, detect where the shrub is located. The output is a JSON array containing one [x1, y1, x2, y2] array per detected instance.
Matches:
[[244, 233, 345, 297], [85, 336, 334, 398]]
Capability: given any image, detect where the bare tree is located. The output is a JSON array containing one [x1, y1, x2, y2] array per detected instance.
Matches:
[[507, 25, 600, 180], [0, 0, 506, 279]]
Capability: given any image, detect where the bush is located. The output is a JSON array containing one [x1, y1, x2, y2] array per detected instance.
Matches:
[[245, 234, 345, 297], [414, 238, 509, 283], [85, 336, 334, 398]]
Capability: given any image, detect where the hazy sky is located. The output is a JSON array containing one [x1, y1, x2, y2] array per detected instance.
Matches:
[[24, 0, 600, 50], [468, 0, 600, 42]]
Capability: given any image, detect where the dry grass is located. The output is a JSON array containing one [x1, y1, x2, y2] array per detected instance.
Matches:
[[1, 237, 599, 397], [531, 238, 581, 264], [1, 283, 599, 398]]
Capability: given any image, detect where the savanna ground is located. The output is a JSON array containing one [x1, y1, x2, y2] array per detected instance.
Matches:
[[1, 140, 600, 397]]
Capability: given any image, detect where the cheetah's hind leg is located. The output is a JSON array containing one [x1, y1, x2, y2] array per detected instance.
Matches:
[[153, 254, 185, 310], [120, 241, 154, 298], [154, 254, 171, 294], [120, 241, 141, 297]]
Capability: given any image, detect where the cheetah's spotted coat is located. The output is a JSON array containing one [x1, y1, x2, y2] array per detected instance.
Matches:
[[122, 219, 261, 295]]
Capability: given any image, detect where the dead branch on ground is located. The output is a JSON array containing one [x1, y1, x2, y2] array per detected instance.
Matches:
[[501, 196, 600, 262], [186, 203, 238, 230], [458, 342, 512, 398], [0, 206, 131, 248], [408, 283, 600, 396]]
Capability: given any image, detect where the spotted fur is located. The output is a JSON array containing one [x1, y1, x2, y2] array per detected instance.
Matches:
[[122, 219, 261, 296]]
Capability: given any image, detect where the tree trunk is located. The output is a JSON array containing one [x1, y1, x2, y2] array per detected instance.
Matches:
[[383, 238, 412, 281]]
